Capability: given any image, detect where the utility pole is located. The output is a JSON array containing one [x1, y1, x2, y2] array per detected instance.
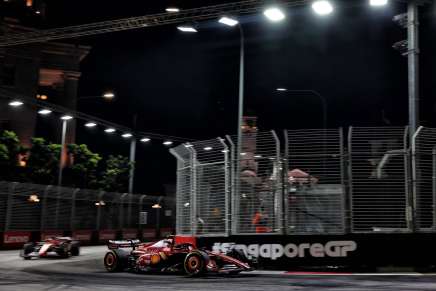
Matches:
[[128, 114, 137, 194]]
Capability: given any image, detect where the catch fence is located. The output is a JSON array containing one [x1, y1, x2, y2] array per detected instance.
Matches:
[[171, 126, 436, 236]]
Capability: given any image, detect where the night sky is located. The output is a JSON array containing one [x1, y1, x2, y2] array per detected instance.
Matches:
[[3, 0, 436, 194]]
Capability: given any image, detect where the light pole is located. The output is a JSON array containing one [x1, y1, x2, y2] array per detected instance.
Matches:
[[58, 115, 73, 187], [275, 89, 328, 129]]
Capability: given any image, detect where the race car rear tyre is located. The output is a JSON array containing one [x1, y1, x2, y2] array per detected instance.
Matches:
[[184, 252, 206, 277], [104, 250, 128, 272], [22, 242, 34, 260], [71, 242, 80, 256]]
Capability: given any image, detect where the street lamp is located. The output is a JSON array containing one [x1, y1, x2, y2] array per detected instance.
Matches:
[[38, 109, 52, 115], [84, 122, 97, 128], [8, 100, 23, 107], [312, 1, 334, 16], [218, 16, 239, 27], [370, 0, 388, 6], [58, 115, 73, 187], [177, 24, 197, 33], [263, 7, 286, 22]]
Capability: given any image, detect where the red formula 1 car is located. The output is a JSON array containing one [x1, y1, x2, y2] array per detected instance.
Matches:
[[103, 236, 253, 276], [20, 237, 80, 260]]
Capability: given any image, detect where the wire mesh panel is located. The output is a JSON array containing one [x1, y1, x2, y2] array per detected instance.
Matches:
[[349, 127, 411, 233], [0, 181, 9, 231], [7, 183, 44, 231], [191, 138, 229, 236], [73, 189, 99, 230], [413, 127, 436, 232], [285, 129, 345, 234], [230, 131, 283, 235], [170, 145, 194, 235], [41, 186, 75, 231], [99, 192, 121, 230]]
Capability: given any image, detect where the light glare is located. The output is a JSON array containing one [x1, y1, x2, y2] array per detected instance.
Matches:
[[218, 16, 239, 27], [163, 141, 173, 146], [276, 88, 288, 92], [140, 138, 151, 143], [122, 133, 133, 138], [38, 109, 52, 115], [177, 25, 197, 33], [9, 100, 23, 107], [312, 1, 334, 15], [264, 7, 285, 22], [105, 128, 116, 133], [204, 147, 213, 151], [370, 0, 388, 6], [85, 122, 97, 127], [166, 7, 180, 12], [60, 115, 73, 120]]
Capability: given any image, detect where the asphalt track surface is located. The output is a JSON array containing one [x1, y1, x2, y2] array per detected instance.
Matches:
[[1, 246, 436, 290]]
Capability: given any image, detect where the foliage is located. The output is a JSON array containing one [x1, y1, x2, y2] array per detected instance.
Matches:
[[100, 155, 133, 192], [0, 130, 23, 179], [26, 137, 61, 184], [67, 144, 101, 188]]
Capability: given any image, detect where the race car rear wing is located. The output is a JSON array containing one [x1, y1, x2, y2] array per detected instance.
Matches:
[[107, 239, 141, 250]]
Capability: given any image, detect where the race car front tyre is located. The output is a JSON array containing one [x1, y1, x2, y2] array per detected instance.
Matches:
[[184, 252, 206, 277], [21, 242, 34, 260], [71, 242, 80, 256], [104, 250, 128, 272]]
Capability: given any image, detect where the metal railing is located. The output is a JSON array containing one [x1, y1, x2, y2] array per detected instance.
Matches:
[[171, 126, 436, 236]]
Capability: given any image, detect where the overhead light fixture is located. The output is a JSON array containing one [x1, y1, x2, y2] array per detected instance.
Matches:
[[152, 203, 162, 209], [218, 16, 239, 27], [276, 88, 288, 92], [60, 115, 73, 120], [85, 122, 97, 128], [264, 7, 286, 22], [184, 143, 193, 148], [204, 147, 213, 151], [240, 152, 247, 156], [102, 91, 115, 99], [254, 155, 263, 158], [122, 133, 133, 138], [166, 7, 180, 12], [8, 100, 23, 107], [95, 200, 106, 206], [221, 149, 229, 153], [370, 0, 388, 6], [105, 128, 116, 133], [35, 10, 41, 14], [38, 109, 52, 115], [177, 25, 197, 33], [312, 1, 334, 15], [163, 141, 173, 146], [140, 138, 151, 143]]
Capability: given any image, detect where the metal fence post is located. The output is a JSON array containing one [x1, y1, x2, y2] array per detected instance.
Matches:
[[218, 137, 231, 236], [188, 146, 197, 236], [226, 135, 237, 235], [347, 127, 354, 233], [4, 182, 17, 231], [283, 130, 289, 235], [411, 126, 423, 232], [339, 128, 347, 233], [40, 185, 51, 231], [271, 130, 283, 234]]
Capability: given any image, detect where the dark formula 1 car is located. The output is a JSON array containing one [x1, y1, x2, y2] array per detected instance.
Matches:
[[20, 237, 80, 259], [104, 236, 253, 276]]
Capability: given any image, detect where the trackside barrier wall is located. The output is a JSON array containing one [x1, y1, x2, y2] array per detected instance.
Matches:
[[0, 182, 173, 242], [171, 127, 436, 237]]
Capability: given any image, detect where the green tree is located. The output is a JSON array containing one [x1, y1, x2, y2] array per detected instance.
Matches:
[[26, 137, 61, 184], [100, 155, 133, 192], [67, 144, 101, 188], [0, 130, 24, 180]]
